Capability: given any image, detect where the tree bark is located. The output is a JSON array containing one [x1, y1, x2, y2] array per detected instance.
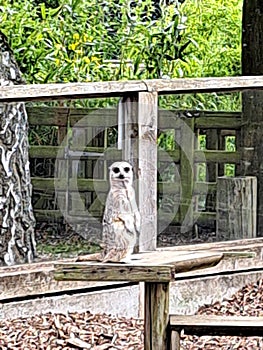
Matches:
[[0, 32, 36, 265], [241, 1, 263, 235]]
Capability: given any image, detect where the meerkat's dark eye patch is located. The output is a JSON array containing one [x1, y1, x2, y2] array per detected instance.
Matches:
[[112, 167, 120, 174], [124, 167, 130, 173]]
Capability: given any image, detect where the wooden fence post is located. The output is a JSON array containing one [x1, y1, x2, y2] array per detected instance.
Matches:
[[138, 92, 158, 251], [180, 118, 195, 234], [216, 176, 257, 240], [118, 92, 158, 251]]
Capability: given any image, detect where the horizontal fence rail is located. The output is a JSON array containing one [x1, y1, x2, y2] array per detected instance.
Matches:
[[0, 76, 262, 102]]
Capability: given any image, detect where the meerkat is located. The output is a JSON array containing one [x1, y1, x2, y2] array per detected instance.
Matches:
[[77, 161, 140, 263]]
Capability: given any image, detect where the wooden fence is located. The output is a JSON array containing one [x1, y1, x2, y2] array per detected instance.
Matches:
[[1, 75, 262, 249], [27, 106, 241, 236]]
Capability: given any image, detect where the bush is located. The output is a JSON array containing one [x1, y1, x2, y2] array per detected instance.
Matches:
[[0, 0, 242, 110]]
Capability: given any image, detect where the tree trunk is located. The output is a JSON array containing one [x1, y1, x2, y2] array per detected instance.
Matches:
[[0, 32, 36, 265], [241, 1, 263, 235]]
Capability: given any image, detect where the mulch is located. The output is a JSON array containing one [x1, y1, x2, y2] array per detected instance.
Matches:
[[1, 279, 263, 349]]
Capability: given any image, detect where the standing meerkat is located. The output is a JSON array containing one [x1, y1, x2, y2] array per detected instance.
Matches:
[[77, 161, 140, 263]]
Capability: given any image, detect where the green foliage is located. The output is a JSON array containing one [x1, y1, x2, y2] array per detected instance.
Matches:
[[37, 240, 100, 256], [180, 0, 242, 78], [0, 0, 243, 153], [1, 0, 242, 87]]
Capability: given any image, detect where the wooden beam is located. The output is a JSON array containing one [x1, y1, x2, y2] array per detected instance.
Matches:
[[195, 150, 240, 163], [54, 251, 223, 282], [138, 92, 158, 251], [0, 259, 127, 300], [0, 76, 262, 102], [54, 263, 173, 283], [145, 282, 170, 350], [169, 315, 263, 337]]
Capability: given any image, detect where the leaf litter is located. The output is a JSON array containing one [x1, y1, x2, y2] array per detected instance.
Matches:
[[1, 279, 263, 349]]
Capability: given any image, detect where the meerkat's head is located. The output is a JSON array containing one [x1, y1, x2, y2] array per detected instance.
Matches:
[[109, 161, 133, 187]]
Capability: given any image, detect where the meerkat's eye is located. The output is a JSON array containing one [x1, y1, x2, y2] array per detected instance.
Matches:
[[124, 167, 130, 173], [112, 167, 120, 174]]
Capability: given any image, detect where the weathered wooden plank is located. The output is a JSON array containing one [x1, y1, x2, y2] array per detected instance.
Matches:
[[170, 328, 180, 350], [195, 150, 240, 163], [31, 177, 216, 195], [27, 107, 69, 126], [69, 111, 117, 127], [179, 117, 194, 232], [205, 129, 219, 213], [29, 146, 64, 159], [195, 116, 241, 129], [0, 81, 147, 102], [216, 176, 257, 240], [133, 250, 222, 267], [27, 107, 241, 129], [29, 146, 121, 160], [138, 92, 158, 251], [150, 76, 263, 95], [55, 251, 223, 280], [1, 76, 263, 102], [0, 259, 130, 301], [54, 263, 174, 282], [34, 207, 215, 224], [169, 315, 263, 337], [29, 146, 239, 163], [145, 282, 170, 350]]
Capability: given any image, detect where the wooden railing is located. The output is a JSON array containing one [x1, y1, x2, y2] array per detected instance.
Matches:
[[1, 75, 262, 248]]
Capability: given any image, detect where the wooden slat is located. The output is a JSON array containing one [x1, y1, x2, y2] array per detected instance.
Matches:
[[0, 76, 263, 102], [69, 110, 117, 127], [195, 116, 241, 129], [29, 146, 239, 163], [27, 107, 69, 126], [180, 117, 194, 231], [31, 177, 216, 196], [169, 315, 263, 337], [27, 107, 241, 129], [54, 251, 223, 282], [195, 150, 240, 163], [29, 146, 64, 159], [54, 263, 174, 283]]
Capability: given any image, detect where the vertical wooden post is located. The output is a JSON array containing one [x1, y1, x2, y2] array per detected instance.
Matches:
[[138, 92, 158, 251], [70, 127, 87, 216], [170, 330, 181, 350], [216, 176, 257, 240], [119, 92, 158, 251], [180, 118, 194, 234], [144, 282, 170, 350], [205, 129, 218, 212], [56, 108, 70, 219]]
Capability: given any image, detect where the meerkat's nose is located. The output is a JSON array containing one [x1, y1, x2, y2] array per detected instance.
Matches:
[[119, 174, 125, 179]]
